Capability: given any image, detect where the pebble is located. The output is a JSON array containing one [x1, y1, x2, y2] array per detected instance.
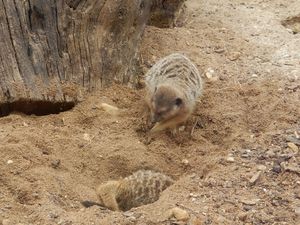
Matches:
[[178, 126, 185, 132], [295, 131, 300, 139], [249, 171, 262, 185], [278, 88, 284, 93], [122, 213, 137, 222], [51, 159, 61, 169], [288, 75, 297, 82], [241, 149, 252, 158], [214, 48, 225, 53], [237, 212, 248, 222], [182, 159, 190, 166], [7, 160, 13, 165], [83, 133, 91, 142], [189, 193, 198, 198], [205, 68, 215, 79], [282, 162, 300, 174], [42, 149, 50, 155], [228, 51, 241, 61], [257, 165, 267, 171], [287, 142, 298, 153], [240, 198, 260, 205], [167, 207, 190, 222], [286, 136, 300, 146], [272, 161, 281, 173], [266, 149, 276, 158], [123, 211, 134, 217], [243, 205, 252, 211], [226, 156, 235, 162], [295, 207, 300, 216]]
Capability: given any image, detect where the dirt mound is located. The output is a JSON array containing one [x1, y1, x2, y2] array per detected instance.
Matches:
[[1, 0, 299, 224]]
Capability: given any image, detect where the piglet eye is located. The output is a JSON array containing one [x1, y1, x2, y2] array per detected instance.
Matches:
[[175, 98, 182, 106]]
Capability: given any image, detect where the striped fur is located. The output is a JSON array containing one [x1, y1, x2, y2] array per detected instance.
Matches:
[[83, 170, 174, 211], [145, 53, 203, 131]]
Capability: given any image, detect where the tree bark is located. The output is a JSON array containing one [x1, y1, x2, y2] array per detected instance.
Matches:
[[0, 0, 185, 115]]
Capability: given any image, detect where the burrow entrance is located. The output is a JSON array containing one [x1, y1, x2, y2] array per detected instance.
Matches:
[[0, 100, 75, 117]]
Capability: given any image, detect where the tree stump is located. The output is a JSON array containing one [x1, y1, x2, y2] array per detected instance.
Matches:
[[0, 0, 185, 115]]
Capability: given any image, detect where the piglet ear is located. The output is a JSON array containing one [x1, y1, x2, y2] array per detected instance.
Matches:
[[175, 98, 182, 106]]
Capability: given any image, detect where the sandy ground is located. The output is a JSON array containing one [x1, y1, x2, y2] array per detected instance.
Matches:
[[1, 0, 300, 224]]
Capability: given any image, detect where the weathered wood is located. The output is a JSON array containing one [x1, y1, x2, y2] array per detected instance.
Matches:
[[0, 0, 185, 115]]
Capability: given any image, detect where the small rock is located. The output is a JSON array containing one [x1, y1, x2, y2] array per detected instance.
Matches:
[[83, 133, 91, 142], [189, 193, 198, 198], [241, 153, 250, 158], [42, 149, 50, 155], [287, 142, 298, 153], [51, 159, 61, 169], [23, 122, 29, 127], [278, 88, 284, 93], [288, 75, 297, 82], [272, 164, 281, 173], [240, 198, 260, 205], [204, 68, 218, 81], [182, 159, 189, 166], [7, 160, 13, 165], [226, 156, 235, 162], [228, 51, 241, 61], [214, 48, 225, 53], [249, 171, 262, 185], [237, 212, 248, 222], [295, 207, 300, 216], [243, 205, 252, 211], [205, 68, 215, 79], [257, 165, 267, 171], [122, 212, 137, 221], [295, 131, 300, 139], [218, 74, 227, 81], [189, 173, 197, 179], [191, 197, 197, 202], [178, 126, 185, 132], [252, 74, 258, 78], [123, 211, 134, 217], [241, 149, 252, 158], [266, 149, 276, 158], [286, 136, 300, 146], [282, 162, 300, 174], [57, 220, 65, 225], [167, 207, 190, 222]]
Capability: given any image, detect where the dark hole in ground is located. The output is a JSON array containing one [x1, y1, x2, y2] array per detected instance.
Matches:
[[0, 100, 75, 117], [282, 15, 300, 34]]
